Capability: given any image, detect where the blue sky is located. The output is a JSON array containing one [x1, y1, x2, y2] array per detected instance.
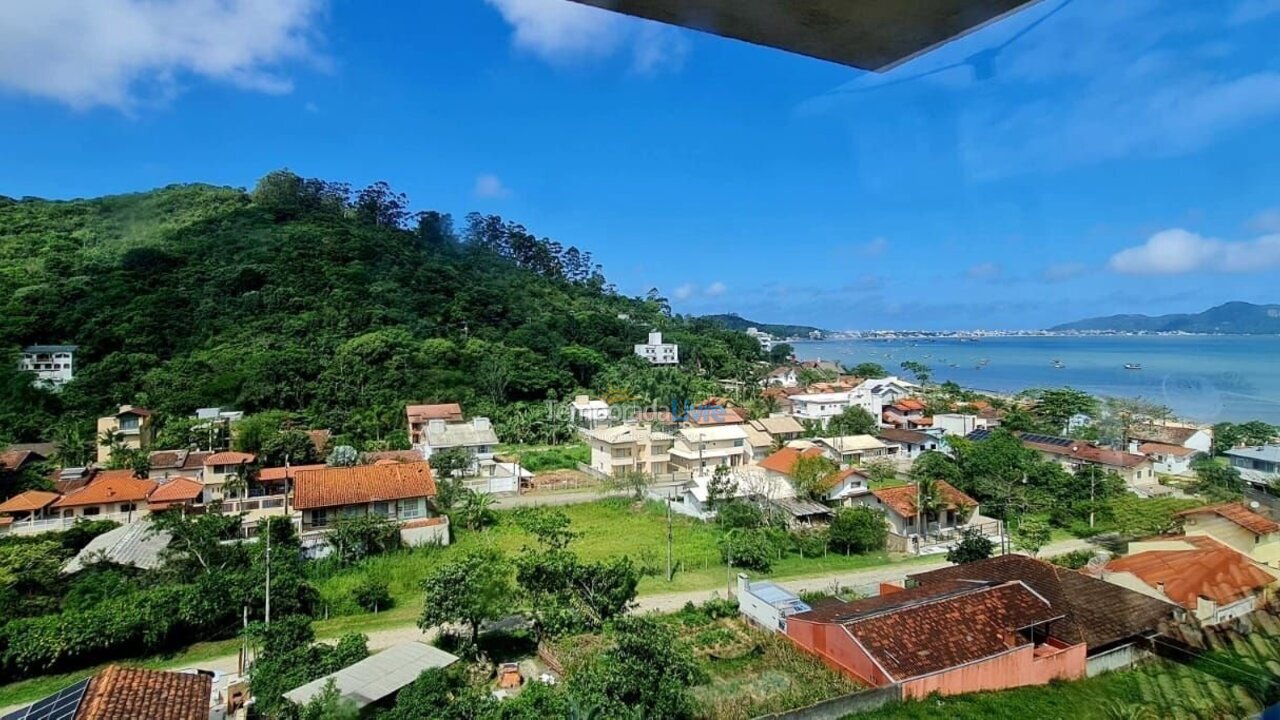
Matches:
[[2, 0, 1280, 330]]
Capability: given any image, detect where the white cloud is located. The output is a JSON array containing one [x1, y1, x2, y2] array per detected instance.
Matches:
[[966, 262, 1002, 281], [704, 281, 726, 297], [1108, 228, 1280, 275], [484, 0, 687, 74], [671, 283, 696, 301], [473, 173, 512, 199], [0, 0, 323, 111], [860, 237, 889, 256], [1042, 262, 1088, 282]]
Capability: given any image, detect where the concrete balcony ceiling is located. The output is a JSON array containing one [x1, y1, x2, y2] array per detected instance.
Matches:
[[567, 0, 1039, 71]]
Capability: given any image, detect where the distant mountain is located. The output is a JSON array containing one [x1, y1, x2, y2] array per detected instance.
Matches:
[[1049, 302, 1280, 334], [702, 314, 825, 339]]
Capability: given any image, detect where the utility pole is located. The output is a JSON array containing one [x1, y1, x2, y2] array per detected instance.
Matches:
[[264, 521, 272, 627], [666, 496, 674, 582]]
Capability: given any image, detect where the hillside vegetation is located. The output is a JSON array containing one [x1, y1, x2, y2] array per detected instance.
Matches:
[[0, 172, 764, 450], [1049, 301, 1280, 334]]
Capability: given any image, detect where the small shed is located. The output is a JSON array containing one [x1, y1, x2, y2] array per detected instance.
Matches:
[[283, 642, 459, 711], [736, 574, 812, 632]]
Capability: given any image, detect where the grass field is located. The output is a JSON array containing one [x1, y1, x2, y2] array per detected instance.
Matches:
[[311, 498, 911, 619]]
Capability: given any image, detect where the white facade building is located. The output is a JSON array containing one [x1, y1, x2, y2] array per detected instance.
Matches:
[[19, 345, 77, 388], [789, 392, 852, 425], [849, 376, 919, 420], [745, 327, 775, 352], [634, 330, 679, 365]]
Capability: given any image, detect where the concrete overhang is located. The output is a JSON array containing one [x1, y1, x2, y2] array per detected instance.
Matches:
[[566, 0, 1041, 71]]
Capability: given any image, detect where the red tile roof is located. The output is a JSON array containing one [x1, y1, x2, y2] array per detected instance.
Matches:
[[878, 429, 933, 445], [870, 480, 975, 518], [52, 471, 157, 508], [895, 398, 927, 412], [258, 464, 326, 482], [1177, 502, 1280, 536], [821, 582, 1064, 681], [1024, 439, 1149, 469], [406, 403, 464, 423], [79, 665, 212, 720], [147, 477, 204, 504], [909, 555, 1176, 649], [181, 451, 210, 471], [1108, 537, 1278, 610], [1137, 442, 1196, 458], [686, 406, 748, 426], [0, 449, 37, 470], [819, 466, 866, 491], [116, 406, 152, 417], [758, 447, 825, 476], [204, 451, 256, 466], [293, 461, 437, 510], [0, 490, 60, 514]]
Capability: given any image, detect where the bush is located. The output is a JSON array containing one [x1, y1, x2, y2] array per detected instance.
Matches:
[[717, 500, 764, 530], [518, 445, 590, 473], [1047, 549, 1099, 570], [351, 577, 393, 612], [946, 526, 994, 564], [718, 528, 773, 572], [828, 507, 888, 554]]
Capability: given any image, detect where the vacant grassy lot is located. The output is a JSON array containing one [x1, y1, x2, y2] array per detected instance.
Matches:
[[312, 498, 906, 619]]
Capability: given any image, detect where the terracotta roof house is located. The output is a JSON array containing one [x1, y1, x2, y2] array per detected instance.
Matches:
[[974, 430, 1161, 491], [147, 449, 191, 481], [849, 480, 977, 541], [758, 446, 826, 477], [817, 466, 872, 504], [1177, 503, 1280, 568], [0, 448, 46, 473], [909, 555, 1177, 675], [146, 477, 205, 511], [8, 665, 215, 720], [51, 470, 157, 522], [785, 579, 1085, 698], [293, 462, 441, 540], [201, 451, 257, 504], [406, 403, 465, 444], [685, 405, 748, 427], [750, 415, 806, 441], [1136, 442, 1198, 475], [258, 463, 327, 486], [0, 489, 60, 522], [1106, 536, 1280, 626], [364, 450, 425, 465], [1129, 423, 1212, 454]]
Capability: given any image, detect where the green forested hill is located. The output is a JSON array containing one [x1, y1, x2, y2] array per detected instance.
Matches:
[[0, 172, 764, 450], [700, 313, 824, 338]]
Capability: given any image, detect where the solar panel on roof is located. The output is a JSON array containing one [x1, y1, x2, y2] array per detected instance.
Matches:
[[1020, 433, 1074, 448], [1, 677, 91, 720]]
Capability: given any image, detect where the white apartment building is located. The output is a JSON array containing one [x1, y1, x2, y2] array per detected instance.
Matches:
[[584, 424, 674, 477], [634, 330, 679, 365], [745, 327, 774, 352], [669, 425, 751, 473], [19, 345, 77, 388], [789, 392, 853, 425], [849, 376, 918, 419]]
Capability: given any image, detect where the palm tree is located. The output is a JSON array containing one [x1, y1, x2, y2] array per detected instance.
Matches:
[[224, 462, 251, 500], [914, 475, 946, 543], [462, 491, 495, 530]]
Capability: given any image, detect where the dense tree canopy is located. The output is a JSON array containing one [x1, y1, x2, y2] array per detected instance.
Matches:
[[0, 173, 767, 449]]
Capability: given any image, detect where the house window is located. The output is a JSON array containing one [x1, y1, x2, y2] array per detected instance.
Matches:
[[905, 515, 915, 527], [372, 502, 390, 517], [397, 498, 424, 519], [733, 440, 744, 447], [82, 507, 100, 517], [119, 503, 136, 514], [312, 509, 328, 527], [119, 416, 140, 431]]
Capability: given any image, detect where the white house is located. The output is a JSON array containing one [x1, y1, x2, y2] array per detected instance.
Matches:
[[19, 345, 77, 389], [789, 392, 852, 425], [1128, 423, 1213, 456], [570, 395, 612, 430], [634, 330, 679, 365], [932, 413, 984, 437], [763, 366, 799, 387], [737, 574, 812, 633], [669, 425, 751, 473], [420, 417, 499, 475], [849, 376, 919, 420], [878, 429, 941, 460], [816, 435, 894, 466], [675, 465, 794, 517], [1136, 442, 1196, 475]]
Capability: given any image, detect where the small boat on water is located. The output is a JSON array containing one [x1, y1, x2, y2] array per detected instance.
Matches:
[[1124, 363, 1143, 370], [1052, 360, 1065, 369]]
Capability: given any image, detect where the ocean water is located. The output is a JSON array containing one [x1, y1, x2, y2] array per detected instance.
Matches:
[[790, 335, 1280, 425]]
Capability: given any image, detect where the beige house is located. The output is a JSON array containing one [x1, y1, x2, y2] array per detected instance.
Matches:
[[201, 451, 257, 502], [816, 435, 895, 467], [749, 415, 806, 443], [583, 425, 674, 477], [669, 425, 751, 474], [1176, 503, 1280, 568], [293, 462, 447, 546], [95, 405, 155, 463]]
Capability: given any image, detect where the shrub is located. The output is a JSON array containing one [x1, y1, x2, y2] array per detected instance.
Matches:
[[351, 577, 393, 612], [717, 501, 764, 530], [828, 507, 888, 554], [718, 528, 773, 572]]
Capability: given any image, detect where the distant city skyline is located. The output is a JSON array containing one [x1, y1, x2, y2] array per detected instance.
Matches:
[[2, 0, 1279, 329]]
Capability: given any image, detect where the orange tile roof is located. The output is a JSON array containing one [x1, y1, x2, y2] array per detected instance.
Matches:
[[293, 461, 437, 510], [79, 665, 212, 720], [51, 471, 157, 508], [1107, 538, 1278, 610], [258, 463, 326, 482], [758, 447, 825, 476], [871, 479, 976, 518], [147, 477, 204, 504], [819, 466, 866, 491], [1138, 442, 1196, 458], [896, 398, 927, 412], [204, 451, 256, 466], [0, 490, 60, 514], [1177, 503, 1280, 536], [406, 403, 464, 423], [686, 406, 747, 426]]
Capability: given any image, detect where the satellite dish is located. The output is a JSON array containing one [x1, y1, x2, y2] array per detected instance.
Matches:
[[1085, 551, 1109, 576], [1251, 501, 1261, 510]]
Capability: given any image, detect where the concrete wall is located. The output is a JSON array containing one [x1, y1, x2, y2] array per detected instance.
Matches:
[[785, 619, 887, 686], [1086, 643, 1146, 677], [751, 684, 901, 720]]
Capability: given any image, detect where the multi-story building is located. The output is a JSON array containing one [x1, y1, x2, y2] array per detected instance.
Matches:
[[583, 424, 674, 477], [95, 405, 155, 463], [633, 330, 679, 365], [405, 403, 464, 445], [789, 392, 852, 425], [420, 417, 499, 475], [19, 345, 78, 388], [668, 425, 751, 474], [745, 327, 774, 352]]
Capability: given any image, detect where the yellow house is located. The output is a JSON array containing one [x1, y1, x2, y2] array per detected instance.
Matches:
[[583, 424, 674, 477], [1176, 503, 1280, 568], [95, 405, 155, 463]]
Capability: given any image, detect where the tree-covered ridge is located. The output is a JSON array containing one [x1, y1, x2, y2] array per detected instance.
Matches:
[[0, 172, 765, 448]]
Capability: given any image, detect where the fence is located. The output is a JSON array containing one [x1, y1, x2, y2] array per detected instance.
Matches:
[[751, 684, 902, 720], [4, 511, 141, 536], [886, 520, 1003, 554]]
